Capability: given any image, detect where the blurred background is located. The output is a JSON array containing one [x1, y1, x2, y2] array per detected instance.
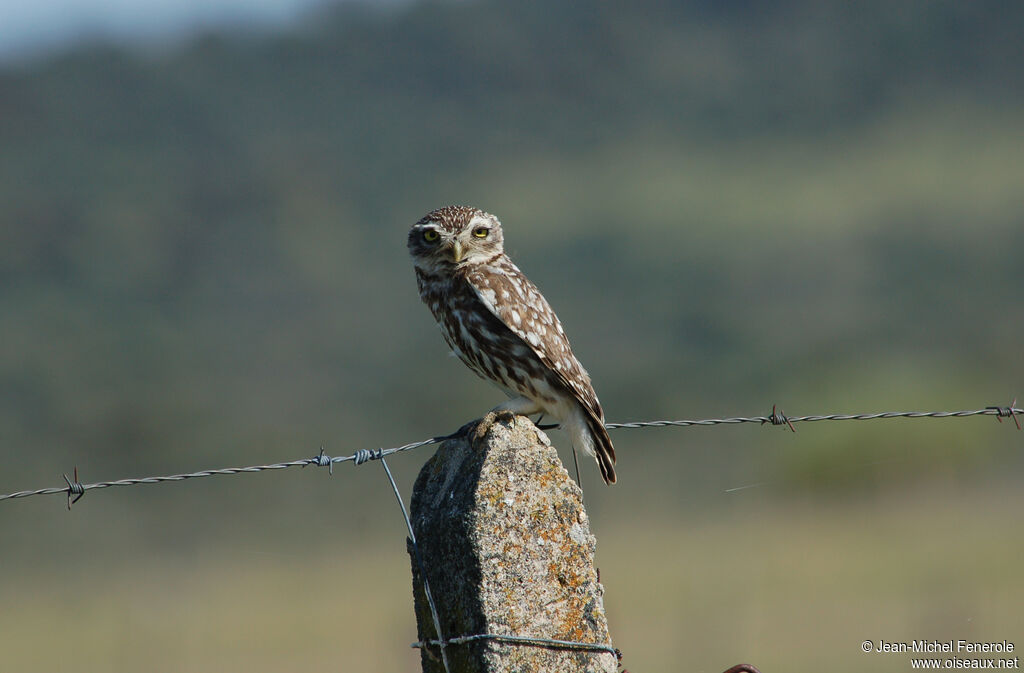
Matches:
[[1, 0, 1022, 671]]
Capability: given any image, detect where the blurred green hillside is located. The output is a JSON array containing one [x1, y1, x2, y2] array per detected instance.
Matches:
[[1, 1, 1022, 671]]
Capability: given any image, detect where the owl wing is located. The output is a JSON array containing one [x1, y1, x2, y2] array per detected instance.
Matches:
[[463, 258, 604, 420]]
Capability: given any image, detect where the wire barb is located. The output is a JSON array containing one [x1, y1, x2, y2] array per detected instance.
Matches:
[[63, 467, 85, 510], [986, 398, 1021, 430], [353, 448, 383, 466], [306, 446, 334, 475], [762, 403, 796, 432]]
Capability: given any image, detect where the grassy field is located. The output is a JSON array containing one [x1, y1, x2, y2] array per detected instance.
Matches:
[[3, 479, 1020, 672]]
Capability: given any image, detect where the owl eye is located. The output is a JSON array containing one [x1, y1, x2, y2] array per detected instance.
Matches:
[[472, 227, 489, 238], [422, 229, 440, 243]]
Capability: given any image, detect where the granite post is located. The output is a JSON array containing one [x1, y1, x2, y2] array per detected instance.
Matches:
[[408, 412, 616, 673]]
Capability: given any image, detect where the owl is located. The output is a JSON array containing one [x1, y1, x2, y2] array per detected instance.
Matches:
[[408, 205, 616, 484]]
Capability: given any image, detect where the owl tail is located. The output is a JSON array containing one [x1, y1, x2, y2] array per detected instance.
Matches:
[[567, 404, 617, 485], [586, 413, 617, 485]]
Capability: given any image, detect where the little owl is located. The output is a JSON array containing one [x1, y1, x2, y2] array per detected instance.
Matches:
[[408, 205, 616, 484]]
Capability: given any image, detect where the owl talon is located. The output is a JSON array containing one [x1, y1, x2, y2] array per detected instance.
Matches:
[[493, 409, 518, 423]]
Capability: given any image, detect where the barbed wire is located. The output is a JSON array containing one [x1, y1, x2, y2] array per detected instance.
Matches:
[[0, 400, 1018, 508], [602, 402, 1022, 431], [0, 435, 450, 509], [413, 632, 621, 657]]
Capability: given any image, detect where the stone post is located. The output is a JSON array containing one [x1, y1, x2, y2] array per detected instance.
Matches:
[[408, 412, 617, 673]]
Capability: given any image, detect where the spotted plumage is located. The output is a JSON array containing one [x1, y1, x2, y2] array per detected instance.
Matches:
[[408, 205, 617, 484]]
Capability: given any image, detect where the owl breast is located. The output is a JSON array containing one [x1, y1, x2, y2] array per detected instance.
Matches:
[[415, 265, 561, 406]]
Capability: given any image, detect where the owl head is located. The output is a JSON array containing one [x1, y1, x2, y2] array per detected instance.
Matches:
[[408, 205, 504, 273]]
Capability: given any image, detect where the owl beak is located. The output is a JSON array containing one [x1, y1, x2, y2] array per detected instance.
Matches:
[[450, 240, 465, 263]]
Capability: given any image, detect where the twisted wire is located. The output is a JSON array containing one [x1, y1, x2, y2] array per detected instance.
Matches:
[[0, 434, 451, 504], [413, 633, 619, 657], [381, 456, 452, 673], [605, 406, 1022, 430], [0, 404, 1018, 506]]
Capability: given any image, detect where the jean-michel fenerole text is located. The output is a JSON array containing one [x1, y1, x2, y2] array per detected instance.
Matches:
[[876, 640, 1015, 654]]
